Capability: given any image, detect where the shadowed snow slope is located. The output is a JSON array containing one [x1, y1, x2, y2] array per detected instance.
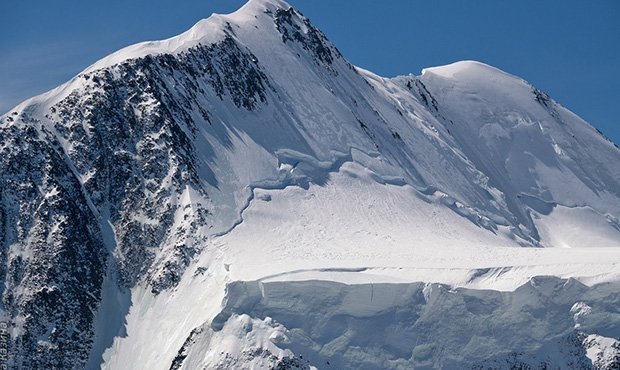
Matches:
[[1, 0, 619, 368]]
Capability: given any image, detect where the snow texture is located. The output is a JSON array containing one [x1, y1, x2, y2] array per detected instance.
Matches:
[[0, 0, 619, 368]]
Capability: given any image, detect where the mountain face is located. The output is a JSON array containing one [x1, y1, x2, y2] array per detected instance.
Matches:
[[1, 0, 619, 368]]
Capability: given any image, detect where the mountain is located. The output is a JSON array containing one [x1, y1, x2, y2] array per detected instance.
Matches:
[[1, 0, 619, 368]]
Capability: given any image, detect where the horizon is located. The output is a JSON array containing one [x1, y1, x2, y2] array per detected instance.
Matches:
[[1, 0, 618, 143]]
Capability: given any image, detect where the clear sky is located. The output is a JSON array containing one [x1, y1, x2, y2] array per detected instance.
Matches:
[[1, 0, 618, 143]]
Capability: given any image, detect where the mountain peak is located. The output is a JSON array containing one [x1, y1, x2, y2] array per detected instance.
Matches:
[[419, 59, 533, 105], [421, 60, 511, 80], [80, 0, 294, 75], [241, 0, 292, 11], [6, 0, 306, 116], [2, 1, 620, 368]]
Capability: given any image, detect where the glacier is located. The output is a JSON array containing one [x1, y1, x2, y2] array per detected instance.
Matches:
[[0, 0, 619, 368]]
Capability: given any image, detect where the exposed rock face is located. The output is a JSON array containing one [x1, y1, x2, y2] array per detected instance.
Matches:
[[1, 0, 619, 368], [0, 22, 277, 367], [0, 120, 106, 368]]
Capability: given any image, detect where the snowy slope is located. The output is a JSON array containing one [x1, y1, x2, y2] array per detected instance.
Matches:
[[1, 0, 619, 368], [418, 61, 620, 241]]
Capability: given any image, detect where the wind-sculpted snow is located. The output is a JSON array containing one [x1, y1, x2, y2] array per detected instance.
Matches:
[[418, 61, 620, 235], [0, 0, 619, 368], [191, 277, 620, 369]]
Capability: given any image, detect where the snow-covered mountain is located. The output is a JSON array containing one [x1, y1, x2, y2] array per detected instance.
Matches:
[[1, 0, 619, 368]]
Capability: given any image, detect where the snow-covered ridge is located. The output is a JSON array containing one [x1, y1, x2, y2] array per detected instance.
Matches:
[[81, 0, 288, 74], [4, 0, 292, 118], [1, 0, 619, 368], [422, 60, 515, 79]]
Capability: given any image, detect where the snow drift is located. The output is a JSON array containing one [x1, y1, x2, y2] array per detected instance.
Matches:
[[0, 0, 619, 368]]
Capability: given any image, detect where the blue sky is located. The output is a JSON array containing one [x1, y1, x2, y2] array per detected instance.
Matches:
[[1, 0, 618, 143]]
